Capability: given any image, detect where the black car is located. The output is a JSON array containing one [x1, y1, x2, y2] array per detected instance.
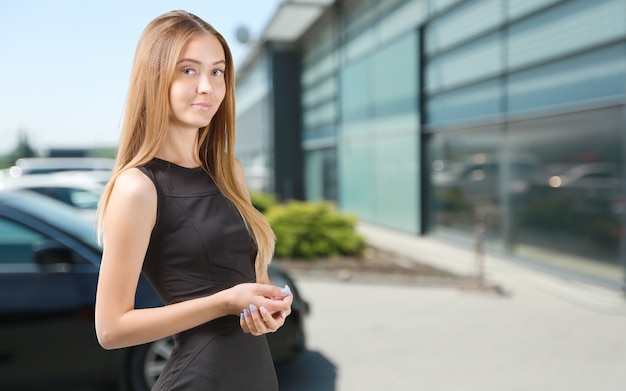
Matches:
[[0, 189, 308, 390]]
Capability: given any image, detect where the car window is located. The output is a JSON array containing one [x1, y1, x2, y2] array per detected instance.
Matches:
[[0, 215, 92, 266], [30, 187, 100, 209], [1, 191, 99, 249], [0, 217, 45, 264], [586, 172, 614, 179], [30, 187, 73, 206], [68, 189, 100, 209]]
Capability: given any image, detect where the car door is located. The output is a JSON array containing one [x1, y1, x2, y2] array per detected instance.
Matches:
[[0, 214, 107, 388]]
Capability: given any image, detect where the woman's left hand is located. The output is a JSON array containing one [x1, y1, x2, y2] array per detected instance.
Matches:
[[240, 285, 293, 336]]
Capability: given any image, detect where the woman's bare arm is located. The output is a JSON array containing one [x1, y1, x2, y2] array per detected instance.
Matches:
[[95, 168, 290, 349]]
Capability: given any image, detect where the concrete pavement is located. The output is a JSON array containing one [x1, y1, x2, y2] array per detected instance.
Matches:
[[277, 224, 626, 391], [286, 279, 626, 391], [357, 223, 626, 316]]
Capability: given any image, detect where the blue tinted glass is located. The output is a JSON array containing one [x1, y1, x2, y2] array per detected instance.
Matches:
[[303, 125, 335, 142], [338, 140, 374, 220], [429, 0, 463, 15], [303, 101, 337, 130], [507, 107, 624, 284], [507, 0, 626, 69], [427, 32, 502, 93], [340, 58, 372, 123], [427, 79, 502, 125], [507, 0, 563, 21], [0, 217, 45, 264], [426, 0, 503, 54], [428, 126, 504, 242], [3, 191, 98, 248], [373, 32, 418, 117], [508, 44, 626, 113], [373, 133, 420, 233], [305, 148, 337, 202]]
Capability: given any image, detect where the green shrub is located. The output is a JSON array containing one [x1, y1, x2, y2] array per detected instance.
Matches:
[[265, 201, 365, 259], [250, 191, 278, 214]]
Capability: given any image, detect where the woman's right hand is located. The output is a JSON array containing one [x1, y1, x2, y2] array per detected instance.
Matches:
[[239, 284, 293, 336], [225, 283, 292, 316]]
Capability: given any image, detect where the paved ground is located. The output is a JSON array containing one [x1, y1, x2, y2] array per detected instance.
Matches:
[[274, 223, 626, 391], [356, 222, 626, 315], [276, 277, 626, 391]]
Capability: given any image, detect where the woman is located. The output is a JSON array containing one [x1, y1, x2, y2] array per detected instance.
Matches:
[[95, 10, 292, 390]]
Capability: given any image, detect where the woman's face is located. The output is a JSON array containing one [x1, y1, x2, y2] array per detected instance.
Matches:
[[168, 33, 226, 132]]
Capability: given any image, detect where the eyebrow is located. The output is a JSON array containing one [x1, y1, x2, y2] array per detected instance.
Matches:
[[177, 58, 226, 66]]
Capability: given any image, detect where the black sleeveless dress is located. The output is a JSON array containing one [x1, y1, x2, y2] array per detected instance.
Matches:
[[138, 158, 278, 391]]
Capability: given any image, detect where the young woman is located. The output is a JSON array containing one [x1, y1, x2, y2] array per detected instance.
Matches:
[[95, 10, 292, 390]]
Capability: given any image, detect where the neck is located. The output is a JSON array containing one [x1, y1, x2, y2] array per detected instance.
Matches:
[[157, 126, 201, 168]]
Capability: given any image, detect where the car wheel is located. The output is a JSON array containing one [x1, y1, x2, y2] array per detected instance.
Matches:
[[127, 336, 173, 391]]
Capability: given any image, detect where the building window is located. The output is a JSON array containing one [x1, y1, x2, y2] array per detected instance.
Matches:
[[426, 79, 502, 126], [507, 43, 626, 113], [507, 106, 624, 284], [507, 0, 626, 70]]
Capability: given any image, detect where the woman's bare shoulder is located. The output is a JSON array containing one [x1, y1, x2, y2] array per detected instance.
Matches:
[[111, 167, 156, 203]]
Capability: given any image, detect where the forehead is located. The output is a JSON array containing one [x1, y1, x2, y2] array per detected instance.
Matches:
[[178, 33, 225, 63]]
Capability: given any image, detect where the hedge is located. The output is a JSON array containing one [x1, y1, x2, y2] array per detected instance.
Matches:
[[264, 200, 365, 259]]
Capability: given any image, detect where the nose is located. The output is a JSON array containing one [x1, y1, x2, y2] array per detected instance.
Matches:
[[197, 73, 213, 94]]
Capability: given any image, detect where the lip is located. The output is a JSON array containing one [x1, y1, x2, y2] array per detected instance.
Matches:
[[192, 102, 213, 111]]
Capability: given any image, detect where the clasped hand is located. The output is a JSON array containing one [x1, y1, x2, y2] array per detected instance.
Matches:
[[230, 283, 293, 336]]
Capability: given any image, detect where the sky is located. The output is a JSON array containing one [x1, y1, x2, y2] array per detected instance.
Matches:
[[0, 0, 282, 155]]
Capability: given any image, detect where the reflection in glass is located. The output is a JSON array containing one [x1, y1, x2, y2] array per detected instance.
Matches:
[[305, 148, 337, 202], [429, 125, 504, 245], [429, 106, 624, 284], [507, 107, 623, 283]]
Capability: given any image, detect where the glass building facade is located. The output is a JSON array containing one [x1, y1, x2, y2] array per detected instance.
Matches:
[[235, 54, 273, 193], [235, 0, 626, 288]]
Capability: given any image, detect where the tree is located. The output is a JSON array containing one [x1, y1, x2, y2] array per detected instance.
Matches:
[[0, 129, 38, 169]]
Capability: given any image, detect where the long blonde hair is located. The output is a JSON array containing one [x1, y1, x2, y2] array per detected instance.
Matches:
[[98, 10, 275, 277]]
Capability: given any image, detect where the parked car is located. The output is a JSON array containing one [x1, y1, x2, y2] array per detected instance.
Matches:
[[547, 162, 621, 191], [9, 157, 115, 176], [0, 189, 308, 390], [0, 171, 109, 214]]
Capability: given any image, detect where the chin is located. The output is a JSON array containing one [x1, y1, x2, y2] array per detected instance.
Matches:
[[195, 121, 212, 129], [183, 118, 213, 129], [195, 115, 216, 128]]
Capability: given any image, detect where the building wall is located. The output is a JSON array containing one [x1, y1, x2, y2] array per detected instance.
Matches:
[[423, 0, 626, 286], [236, 55, 273, 193], [302, 0, 426, 233], [301, 12, 340, 202], [270, 47, 304, 201], [236, 0, 626, 287]]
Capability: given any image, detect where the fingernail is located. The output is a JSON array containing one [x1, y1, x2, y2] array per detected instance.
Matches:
[[243, 309, 250, 318], [281, 311, 287, 319], [249, 304, 256, 313], [280, 287, 291, 295], [260, 306, 267, 315], [240, 313, 244, 321]]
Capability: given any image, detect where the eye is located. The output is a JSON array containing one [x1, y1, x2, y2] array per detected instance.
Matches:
[[182, 68, 196, 75], [212, 69, 224, 77]]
